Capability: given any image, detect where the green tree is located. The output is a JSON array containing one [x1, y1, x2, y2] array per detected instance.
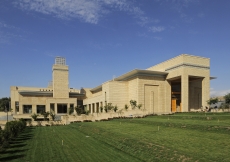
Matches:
[[114, 105, 118, 112], [207, 97, 218, 106], [100, 106, 103, 113], [137, 104, 142, 109], [224, 93, 230, 111], [224, 93, 230, 105], [75, 105, 84, 115], [31, 113, 39, 121], [69, 107, 74, 115], [41, 111, 50, 121], [50, 112, 56, 121], [124, 104, 129, 111], [104, 103, 114, 113], [130, 100, 137, 109], [0, 97, 11, 111]]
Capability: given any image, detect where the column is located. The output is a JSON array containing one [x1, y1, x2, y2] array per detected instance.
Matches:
[[32, 104, 36, 114], [55, 103, 57, 114], [181, 75, 189, 112], [67, 103, 70, 115], [19, 103, 23, 114], [202, 77, 210, 108]]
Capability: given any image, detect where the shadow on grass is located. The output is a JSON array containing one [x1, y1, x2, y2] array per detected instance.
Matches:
[[0, 127, 34, 161], [0, 154, 25, 161]]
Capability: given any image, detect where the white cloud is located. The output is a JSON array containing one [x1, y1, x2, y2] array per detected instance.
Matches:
[[14, 0, 150, 25], [14, 0, 103, 24], [210, 88, 230, 97], [0, 21, 23, 44], [14, 0, 160, 29], [149, 26, 165, 33]]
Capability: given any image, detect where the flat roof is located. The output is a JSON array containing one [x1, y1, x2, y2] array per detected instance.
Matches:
[[18, 91, 85, 97], [90, 69, 168, 92], [114, 69, 168, 81], [18, 91, 53, 96]]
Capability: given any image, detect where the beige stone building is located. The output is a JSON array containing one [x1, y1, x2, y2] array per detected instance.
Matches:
[[11, 57, 84, 119], [10, 54, 214, 120], [83, 54, 214, 114]]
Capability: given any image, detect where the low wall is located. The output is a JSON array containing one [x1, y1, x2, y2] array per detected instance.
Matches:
[[64, 109, 149, 124]]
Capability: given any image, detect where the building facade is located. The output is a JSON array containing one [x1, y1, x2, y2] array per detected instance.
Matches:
[[10, 54, 213, 119], [83, 54, 213, 114], [11, 57, 84, 119]]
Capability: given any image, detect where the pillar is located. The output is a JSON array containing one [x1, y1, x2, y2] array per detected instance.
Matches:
[[202, 77, 210, 107], [181, 75, 189, 112], [55, 103, 57, 114]]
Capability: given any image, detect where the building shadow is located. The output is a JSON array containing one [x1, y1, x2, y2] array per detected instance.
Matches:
[[0, 127, 34, 161]]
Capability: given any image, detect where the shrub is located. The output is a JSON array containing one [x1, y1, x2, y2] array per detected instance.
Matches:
[[137, 104, 142, 109], [69, 107, 74, 115], [50, 112, 56, 121], [0, 120, 27, 151], [41, 111, 50, 121], [114, 105, 118, 112], [130, 100, 137, 109], [31, 113, 39, 121], [75, 106, 85, 115]]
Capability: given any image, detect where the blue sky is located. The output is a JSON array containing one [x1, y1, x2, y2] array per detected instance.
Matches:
[[0, 0, 230, 98]]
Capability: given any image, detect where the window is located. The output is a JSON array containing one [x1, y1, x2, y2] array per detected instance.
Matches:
[[57, 104, 67, 113], [50, 103, 55, 113], [23, 105, 32, 114], [37, 105, 46, 114], [15, 101, 19, 112]]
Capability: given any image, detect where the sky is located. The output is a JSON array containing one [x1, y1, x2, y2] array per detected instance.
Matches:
[[0, 0, 230, 98]]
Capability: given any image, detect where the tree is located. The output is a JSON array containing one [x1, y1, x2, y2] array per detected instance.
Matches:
[[50, 112, 56, 121], [31, 113, 39, 121], [124, 104, 129, 111], [207, 97, 218, 106], [114, 105, 118, 112], [104, 103, 114, 113], [137, 104, 142, 109], [75, 105, 85, 115], [69, 107, 74, 115], [224, 93, 230, 105], [224, 93, 230, 111], [100, 106, 103, 113], [41, 111, 50, 121], [130, 100, 137, 109], [0, 97, 11, 111]]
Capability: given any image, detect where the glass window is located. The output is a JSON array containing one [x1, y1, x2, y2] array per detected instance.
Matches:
[[50, 103, 55, 113], [57, 104, 67, 113], [15, 101, 19, 112], [23, 105, 32, 114], [37, 105, 46, 114]]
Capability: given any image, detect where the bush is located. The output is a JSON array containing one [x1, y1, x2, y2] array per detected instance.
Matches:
[[0, 119, 26, 151], [69, 107, 74, 115], [50, 112, 56, 121], [75, 106, 85, 115], [31, 113, 39, 121]]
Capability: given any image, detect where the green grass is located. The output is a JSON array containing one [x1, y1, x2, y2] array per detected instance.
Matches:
[[1, 112, 230, 162]]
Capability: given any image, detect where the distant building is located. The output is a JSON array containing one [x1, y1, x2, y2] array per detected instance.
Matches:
[[10, 54, 214, 119], [10, 57, 84, 119]]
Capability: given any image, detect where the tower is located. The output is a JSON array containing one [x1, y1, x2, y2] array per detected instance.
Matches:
[[52, 57, 69, 98]]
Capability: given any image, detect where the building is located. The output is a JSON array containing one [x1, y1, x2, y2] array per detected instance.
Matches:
[[10, 54, 214, 119], [10, 57, 84, 119], [83, 54, 214, 114]]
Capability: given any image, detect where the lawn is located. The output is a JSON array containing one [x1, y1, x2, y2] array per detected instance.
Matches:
[[1, 112, 230, 162]]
